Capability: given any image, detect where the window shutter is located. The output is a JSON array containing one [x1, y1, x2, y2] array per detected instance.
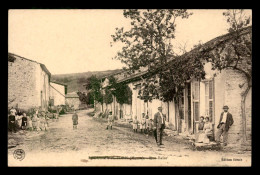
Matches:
[[193, 80, 200, 121]]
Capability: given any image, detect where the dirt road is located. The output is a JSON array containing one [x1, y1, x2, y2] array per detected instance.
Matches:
[[8, 109, 251, 166]]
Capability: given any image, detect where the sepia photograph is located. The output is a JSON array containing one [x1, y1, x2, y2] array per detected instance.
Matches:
[[8, 9, 252, 167]]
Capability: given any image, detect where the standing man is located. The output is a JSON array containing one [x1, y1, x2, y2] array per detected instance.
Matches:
[[215, 105, 234, 146], [153, 106, 166, 147]]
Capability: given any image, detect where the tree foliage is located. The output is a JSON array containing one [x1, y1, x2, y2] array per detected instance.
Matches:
[[111, 9, 205, 103], [103, 87, 113, 104], [85, 75, 103, 103], [200, 10, 251, 85], [77, 91, 94, 105], [106, 76, 132, 104], [111, 9, 192, 72], [112, 9, 202, 101]]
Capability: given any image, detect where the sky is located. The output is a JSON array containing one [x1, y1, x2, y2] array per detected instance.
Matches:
[[8, 9, 252, 75]]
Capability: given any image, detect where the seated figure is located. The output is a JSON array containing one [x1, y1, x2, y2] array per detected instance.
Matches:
[[203, 117, 213, 141], [195, 116, 213, 143], [195, 116, 205, 143]]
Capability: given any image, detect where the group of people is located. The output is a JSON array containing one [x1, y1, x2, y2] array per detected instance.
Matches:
[[132, 107, 166, 147], [196, 116, 214, 143], [104, 107, 166, 147], [132, 113, 153, 135], [196, 105, 234, 146], [8, 107, 60, 133], [107, 105, 234, 147]]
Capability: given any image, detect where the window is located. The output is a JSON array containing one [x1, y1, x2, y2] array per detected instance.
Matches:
[[193, 80, 200, 121], [205, 80, 214, 122]]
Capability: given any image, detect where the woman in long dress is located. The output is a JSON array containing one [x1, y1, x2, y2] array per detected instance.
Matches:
[[203, 117, 213, 142], [196, 116, 205, 143]]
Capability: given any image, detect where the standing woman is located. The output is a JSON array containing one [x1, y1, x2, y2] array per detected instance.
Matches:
[[203, 117, 213, 142]]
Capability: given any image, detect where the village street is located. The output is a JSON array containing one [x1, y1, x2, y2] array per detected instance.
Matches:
[[8, 109, 251, 167]]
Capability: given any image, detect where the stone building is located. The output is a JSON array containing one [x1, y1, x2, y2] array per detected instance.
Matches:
[[96, 26, 251, 146], [8, 53, 51, 111], [50, 81, 67, 106], [65, 92, 81, 110]]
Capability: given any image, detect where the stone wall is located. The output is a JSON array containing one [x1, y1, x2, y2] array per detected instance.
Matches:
[[223, 68, 251, 144], [8, 56, 39, 110]]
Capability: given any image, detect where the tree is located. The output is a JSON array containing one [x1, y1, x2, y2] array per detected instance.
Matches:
[[200, 9, 251, 143], [111, 9, 192, 72], [77, 91, 94, 105], [107, 76, 132, 105], [111, 9, 206, 132], [103, 87, 113, 104], [85, 75, 103, 110]]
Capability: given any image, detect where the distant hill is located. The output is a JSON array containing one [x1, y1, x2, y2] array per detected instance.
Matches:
[[51, 69, 123, 93]]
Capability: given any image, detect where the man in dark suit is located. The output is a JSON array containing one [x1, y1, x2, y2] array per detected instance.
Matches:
[[153, 106, 166, 147], [215, 105, 234, 146]]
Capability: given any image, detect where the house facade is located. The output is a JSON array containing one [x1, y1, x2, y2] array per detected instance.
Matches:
[[8, 53, 51, 111], [96, 26, 251, 146], [65, 92, 81, 109], [50, 81, 67, 106]]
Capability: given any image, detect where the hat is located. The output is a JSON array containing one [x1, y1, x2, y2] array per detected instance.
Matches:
[[223, 105, 229, 109]]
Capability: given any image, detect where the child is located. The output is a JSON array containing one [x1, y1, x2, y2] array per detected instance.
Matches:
[[132, 116, 138, 133], [21, 113, 28, 130], [148, 119, 153, 136], [34, 110, 40, 132], [36, 115, 41, 132], [72, 110, 78, 130], [16, 110, 23, 129], [145, 114, 150, 135], [32, 111, 38, 131], [106, 111, 114, 130], [27, 114, 33, 131], [140, 113, 146, 134], [40, 111, 47, 131]]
